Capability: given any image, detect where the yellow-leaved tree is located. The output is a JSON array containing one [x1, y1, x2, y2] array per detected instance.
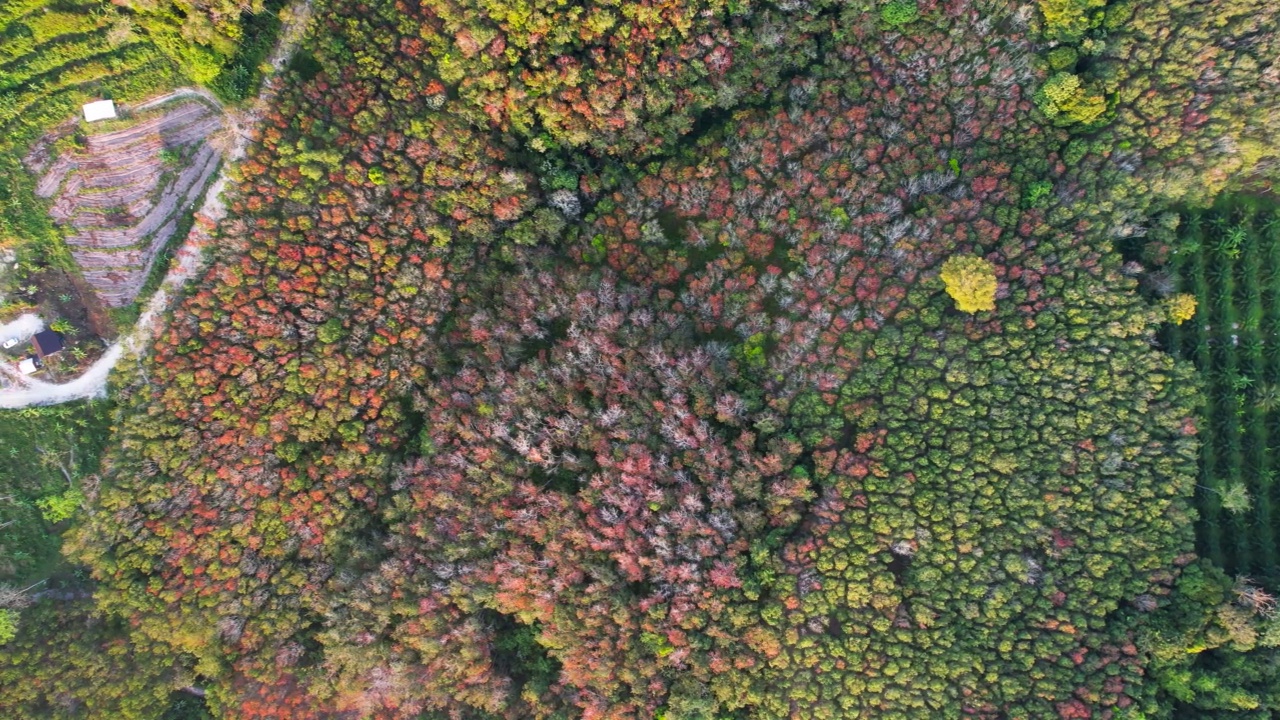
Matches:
[[1034, 72, 1107, 125], [1165, 293, 1197, 325], [940, 255, 997, 313]]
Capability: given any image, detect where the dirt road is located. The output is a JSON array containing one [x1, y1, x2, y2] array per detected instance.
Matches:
[[0, 0, 313, 409], [0, 313, 43, 345]]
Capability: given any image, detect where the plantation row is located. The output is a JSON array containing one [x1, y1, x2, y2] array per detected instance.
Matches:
[[1164, 201, 1280, 582]]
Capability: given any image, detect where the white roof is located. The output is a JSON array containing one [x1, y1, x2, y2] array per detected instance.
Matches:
[[82, 99, 117, 122], [18, 357, 38, 374]]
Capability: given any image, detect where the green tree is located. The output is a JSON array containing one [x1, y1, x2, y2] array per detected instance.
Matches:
[[880, 0, 919, 27], [36, 488, 85, 523], [1036, 0, 1105, 41], [1034, 72, 1106, 124], [0, 609, 17, 645]]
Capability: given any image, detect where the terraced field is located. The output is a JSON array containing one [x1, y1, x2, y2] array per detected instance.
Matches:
[[1165, 200, 1280, 583], [0, 0, 289, 316], [0, 0, 186, 263], [29, 98, 224, 305]]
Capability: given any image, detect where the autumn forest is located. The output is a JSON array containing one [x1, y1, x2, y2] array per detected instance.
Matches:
[[2, 0, 1280, 717]]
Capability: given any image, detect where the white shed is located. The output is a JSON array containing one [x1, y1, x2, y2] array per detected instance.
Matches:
[[82, 99, 117, 122], [18, 357, 39, 375]]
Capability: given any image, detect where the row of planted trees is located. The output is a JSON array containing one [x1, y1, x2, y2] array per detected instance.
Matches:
[[1138, 204, 1280, 582]]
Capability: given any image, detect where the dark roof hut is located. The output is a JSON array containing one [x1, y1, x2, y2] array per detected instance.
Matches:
[[31, 330, 64, 358]]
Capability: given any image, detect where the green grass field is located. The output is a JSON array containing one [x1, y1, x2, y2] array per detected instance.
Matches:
[[1165, 198, 1280, 583]]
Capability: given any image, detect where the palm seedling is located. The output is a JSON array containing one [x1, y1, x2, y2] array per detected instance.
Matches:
[[1210, 213, 1231, 234], [1256, 383, 1280, 413], [1239, 335, 1264, 363], [1206, 264, 1234, 302], [1261, 212, 1280, 240], [1196, 481, 1253, 516], [1214, 224, 1247, 260]]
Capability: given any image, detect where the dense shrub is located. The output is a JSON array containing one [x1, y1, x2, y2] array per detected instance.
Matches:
[[0, 599, 183, 719], [1062, 0, 1280, 203], [1140, 560, 1280, 716], [0, 403, 113, 584]]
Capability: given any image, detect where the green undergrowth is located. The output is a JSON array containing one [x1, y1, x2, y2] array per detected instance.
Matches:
[[207, 0, 288, 102], [0, 401, 113, 587]]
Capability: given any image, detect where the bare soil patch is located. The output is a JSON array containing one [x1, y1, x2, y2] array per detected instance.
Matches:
[[30, 99, 226, 307]]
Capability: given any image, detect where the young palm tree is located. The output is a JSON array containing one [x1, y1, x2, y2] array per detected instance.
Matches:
[[1214, 225, 1247, 259], [1219, 482, 1254, 515], [1260, 213, 1280, 239], [1256, 383, 1280, 412]]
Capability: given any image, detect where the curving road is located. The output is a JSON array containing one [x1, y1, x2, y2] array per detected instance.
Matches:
[[0, 313, 43, 344], [0, 1, 313, 409]]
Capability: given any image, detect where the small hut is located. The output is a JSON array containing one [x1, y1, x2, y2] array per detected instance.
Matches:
[[82, 100, 117, 122], [31, 330, 64, 358]]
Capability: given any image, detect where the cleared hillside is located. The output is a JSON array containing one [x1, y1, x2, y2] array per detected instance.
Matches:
[[29, 97, 224, 306]]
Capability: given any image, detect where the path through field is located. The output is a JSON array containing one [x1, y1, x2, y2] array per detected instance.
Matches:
[[0, 1, 312, 409]]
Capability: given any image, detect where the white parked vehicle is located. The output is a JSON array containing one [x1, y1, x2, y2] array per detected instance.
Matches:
[[1, 337, 18, 349]]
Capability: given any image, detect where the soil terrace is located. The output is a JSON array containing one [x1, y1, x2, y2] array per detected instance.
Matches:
[[33, 99, 225, 306]]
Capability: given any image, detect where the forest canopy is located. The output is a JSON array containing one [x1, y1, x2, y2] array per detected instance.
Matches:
[[5, 0, 1280, 717]]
